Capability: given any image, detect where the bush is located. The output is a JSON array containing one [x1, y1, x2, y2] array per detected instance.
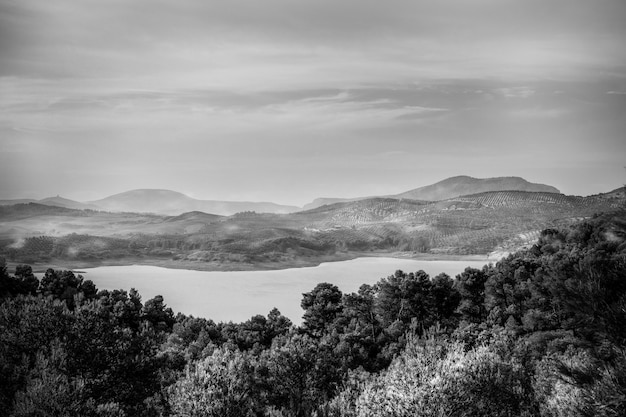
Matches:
[[354, 335, 536, 417]]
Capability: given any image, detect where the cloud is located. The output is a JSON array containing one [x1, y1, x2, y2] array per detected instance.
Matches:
[[2, 0, 625, 86], [507, 107, 568, 120], [496, 87, 536, 99], [1, 0, 625, 203]]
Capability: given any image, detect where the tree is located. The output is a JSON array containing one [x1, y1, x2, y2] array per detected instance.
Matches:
[[263, 333, 342, 417], [301, 283, 343, 337], [142, 295, 175, 332], [0, 257, 10, 297], [375, 270, 435, 331], [266, 308, 293, 341], [14, 264, 39, 295], [80, 279, 98, 300], [455, 267, 489, 324], [168, 348, 261, 417], [355, 336, 536, 417], [0, 295, 69, 413], [334, 284, 384, 371], [0, 259, 39, 297], [40, 269, 83, 308], [11, 341, 125, 417], [430, 273, 461, 328]]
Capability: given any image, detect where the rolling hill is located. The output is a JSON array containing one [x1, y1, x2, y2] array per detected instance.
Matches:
[[0, 196, 99, 211], [1, 176, 562, 216], [0, 190, 299, 216], [89, 189, 299, 215], [1, 187, 623, 270], [302, 176, 560, 210], [394, 175, 559, 201], [38, 196, 101, 211]]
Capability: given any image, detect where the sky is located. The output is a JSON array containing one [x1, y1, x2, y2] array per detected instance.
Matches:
[[1, 0, 625, 206]]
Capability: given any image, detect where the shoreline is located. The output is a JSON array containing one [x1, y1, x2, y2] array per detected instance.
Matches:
[[7, 251, 495, 274]]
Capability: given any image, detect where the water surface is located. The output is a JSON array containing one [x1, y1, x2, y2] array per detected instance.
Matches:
[[81, 258, 489, 323]]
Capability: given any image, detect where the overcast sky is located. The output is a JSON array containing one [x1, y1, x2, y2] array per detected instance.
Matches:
[[1, 0, 625, 206]]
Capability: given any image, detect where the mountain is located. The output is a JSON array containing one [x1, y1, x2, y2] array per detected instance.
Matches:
[[394, 176, 560, 201], [302, 176, 560, 210], [293, 188, 623, 256], [0, 196, 99, 211], [0, 199, 37, 206], [38, 196, 101, 211], [1, 188, 624, 268], [1, 176, 562, 215], [89, 189, 196, 213], [89, 189, 299, 216], [302, 197, 366, 211]]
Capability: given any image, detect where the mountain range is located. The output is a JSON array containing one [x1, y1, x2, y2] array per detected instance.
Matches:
[[302, 176, 560, 210], [0, 196, 100, 211], [88, 189, 299, 216], [1, 176, 623, 270], [0, 190, 299, 216], [0, 176, 561, 216]]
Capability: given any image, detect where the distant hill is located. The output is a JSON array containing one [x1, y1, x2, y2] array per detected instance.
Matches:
[[0, 199, 36, 206], [1, 191, 299, 216], [1, 188, 624, 268], [0, 196, 99, 211], [302, 197, 366, 211], [38, 196, 101, 211], [89, 189, 197, 213], [165, 211, 222, 223], [394, 176, 559, 201], [89, 189, 299, 216], [294, 188, 623, 256], [1, 176, 563, 215], [302, 176, 560, 210]]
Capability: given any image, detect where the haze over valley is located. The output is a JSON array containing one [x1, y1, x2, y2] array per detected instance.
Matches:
[[1, 176, 623, 271]]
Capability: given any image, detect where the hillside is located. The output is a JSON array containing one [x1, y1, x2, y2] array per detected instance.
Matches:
[[1, 211, 625, 416], [1, 188, 623, 270], [89, 189, 299, 215], [0, 190, 299, 216], [394, 175, 559, 200], [38, 196, 101, 211], [0, 196, 99, 211], [90, 189, 198, 213], [302, 197, 367, 210], [302, 175, 560, 210], [1, 176, 562, 215]]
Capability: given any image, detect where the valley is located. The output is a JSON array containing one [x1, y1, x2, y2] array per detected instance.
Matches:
[[1, 183, 623, 272]]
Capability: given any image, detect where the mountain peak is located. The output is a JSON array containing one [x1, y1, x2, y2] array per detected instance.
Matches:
[[103, 189, 191, 198], [395, 176, 560, 201], [89, 189, 299, 215], [37, 196, 100, 210], [303, 176, 560, 210], [90, 189, 196, 214]]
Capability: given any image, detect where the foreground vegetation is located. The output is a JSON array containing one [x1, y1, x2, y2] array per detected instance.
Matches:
[[1, 210, 625, 416]]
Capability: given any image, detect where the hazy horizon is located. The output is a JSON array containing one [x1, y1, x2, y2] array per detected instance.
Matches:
[[2, 0, 625, 206], [0, 173, 619, 208]]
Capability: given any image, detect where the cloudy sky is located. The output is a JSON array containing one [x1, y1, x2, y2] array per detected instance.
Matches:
[[1, 0, 625, 206]]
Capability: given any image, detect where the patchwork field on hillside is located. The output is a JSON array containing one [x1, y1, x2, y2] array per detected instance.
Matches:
[[1, 188, 624, 269]]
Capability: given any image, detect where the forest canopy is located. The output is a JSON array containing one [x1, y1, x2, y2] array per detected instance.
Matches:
[[1, 209, 625, 416]]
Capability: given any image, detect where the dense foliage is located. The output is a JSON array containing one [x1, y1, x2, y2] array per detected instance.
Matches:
[[1, 210, 625, 416]]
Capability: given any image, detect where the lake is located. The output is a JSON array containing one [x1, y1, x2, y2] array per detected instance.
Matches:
[[80, 257, 490, 324]]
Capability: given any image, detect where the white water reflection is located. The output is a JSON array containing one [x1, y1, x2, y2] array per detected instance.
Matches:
[[81, 258, 489, 324]]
